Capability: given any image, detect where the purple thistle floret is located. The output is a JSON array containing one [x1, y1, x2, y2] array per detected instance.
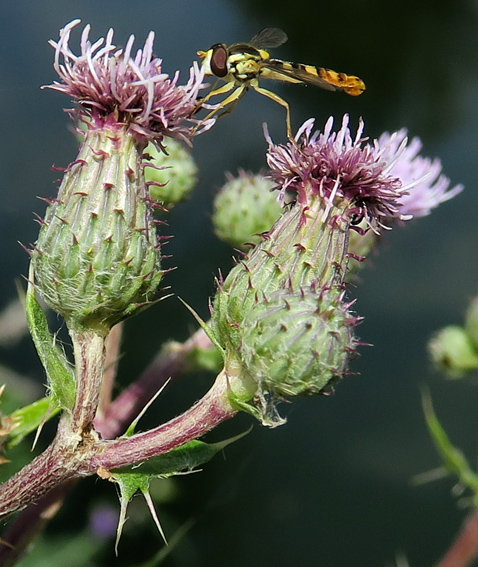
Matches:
[[266, 115, 462, 231], [45, 19, 211, 144]]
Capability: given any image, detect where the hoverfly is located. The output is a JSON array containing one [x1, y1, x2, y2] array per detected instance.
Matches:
[[193, 28, 365, 139]]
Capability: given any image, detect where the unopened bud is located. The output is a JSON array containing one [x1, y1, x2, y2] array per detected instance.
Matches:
[[429, 325, 478, 377], [240, 287, 356, 397], [145, 139, 197, 209], [212, 172, 282, 249]]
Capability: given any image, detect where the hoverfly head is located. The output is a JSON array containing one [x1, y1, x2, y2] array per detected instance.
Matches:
[[200, 43, 228, 78]]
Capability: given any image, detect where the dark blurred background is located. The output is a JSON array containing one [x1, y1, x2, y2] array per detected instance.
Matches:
[[1, 1, 478, 566]]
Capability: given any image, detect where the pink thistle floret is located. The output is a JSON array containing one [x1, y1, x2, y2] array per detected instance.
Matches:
[[45, 19, 211, 144], [266, 115, 461, 231], [377, 130, 463, 218]]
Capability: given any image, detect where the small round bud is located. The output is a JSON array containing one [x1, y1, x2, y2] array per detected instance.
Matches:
[[465, 297, 478, 350], [240, 288, 356, 397], [144, 139, 197, 209], [212, 172, 282, 250], [428, 325, 478, 377]]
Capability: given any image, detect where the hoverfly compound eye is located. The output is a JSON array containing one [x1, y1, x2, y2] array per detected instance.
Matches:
[[210, 44, 228, 77]]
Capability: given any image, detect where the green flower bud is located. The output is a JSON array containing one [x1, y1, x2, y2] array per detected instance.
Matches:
[[212, 172, 282, 249], [465, 297, 478, 350], [211, 190, 357, 423], [428, 325, 478, 377], [32, 124, 162, 335], [144, 139, 197, 209], [240, 288, 356, 397]]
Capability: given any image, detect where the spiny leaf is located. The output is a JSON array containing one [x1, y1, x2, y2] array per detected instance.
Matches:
[[106, 430, 250, 551], [113, 472, 166, 554], [113, 429, 250, 477]]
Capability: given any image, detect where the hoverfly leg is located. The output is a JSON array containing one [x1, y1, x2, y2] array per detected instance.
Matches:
[[251, 84, 295, 142], [190, 81, 237, 135], [215, 86, 249, 119]]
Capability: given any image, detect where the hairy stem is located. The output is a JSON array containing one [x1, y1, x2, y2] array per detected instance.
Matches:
[[70, 330, 105, 434], [0, 327, 211, 564], [97, 323, 123, 420], [94, 327, 213, 439], [90, 368, 236, 470], [0, 370, 237, 520], [0, 480, 77, 567], [0, 417, 89, 518]]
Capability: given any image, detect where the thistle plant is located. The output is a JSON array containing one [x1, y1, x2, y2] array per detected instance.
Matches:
[[0, 19, 464, 567]]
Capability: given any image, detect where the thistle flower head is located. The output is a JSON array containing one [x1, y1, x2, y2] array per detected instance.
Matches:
[[266, 115, 409, 231], [45, 19, 211, 145], [267, 115, 463, 232], [31, 20, 213, 334]]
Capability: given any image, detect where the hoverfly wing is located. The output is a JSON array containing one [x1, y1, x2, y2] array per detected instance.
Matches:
[[249, 28, 288, 50], [261, 59, 337, 91]]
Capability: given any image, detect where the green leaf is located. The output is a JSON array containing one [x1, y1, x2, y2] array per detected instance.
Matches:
[[422, 388, 478, 500], [113, 430, 249, 477], [112, 472, 166, 553], [6, 397, 60, 449], [25, 271, 76, 411]]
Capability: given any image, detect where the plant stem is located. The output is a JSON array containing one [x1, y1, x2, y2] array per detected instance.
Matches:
[[97, 323, 123, 420], [0, 327, 211, 563], [89, 368, 236, 470], [434, 509, 478, 567], [70, 330, 105, 434], [0, 417, 86, 518], [0, 480, 77, 567], [0, 369, 237, 520], [94, 327, 212, 439]]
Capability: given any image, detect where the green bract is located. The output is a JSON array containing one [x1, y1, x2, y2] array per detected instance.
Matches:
[[240, 288, 354, 397]]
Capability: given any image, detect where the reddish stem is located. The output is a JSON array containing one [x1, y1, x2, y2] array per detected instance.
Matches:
[[434, 510, 478, 567], [0, 480, 77, 567], [94, 328, 212, 439], [0, 370, 236, 520], [89, 369, 236, 471]]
